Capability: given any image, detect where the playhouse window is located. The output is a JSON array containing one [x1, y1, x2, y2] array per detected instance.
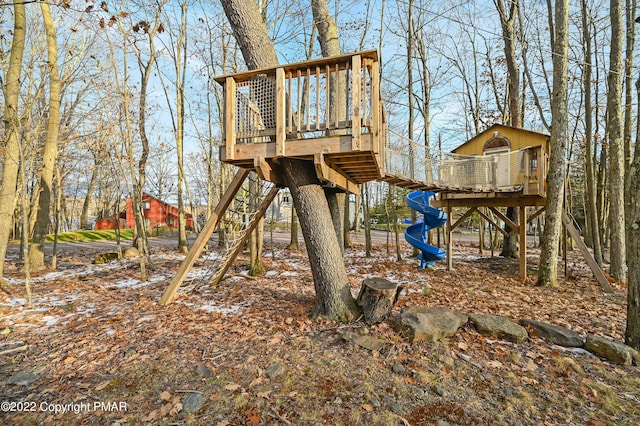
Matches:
[[143, 201, 151, 210]]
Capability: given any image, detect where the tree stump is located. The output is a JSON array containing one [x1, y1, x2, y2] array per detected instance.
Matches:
[[356, 278, 402, 323]]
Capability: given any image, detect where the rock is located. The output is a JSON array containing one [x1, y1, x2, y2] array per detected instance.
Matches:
[[338, 330, 386, 352], [432, 386, 446, 397], [370, 397, 381, 408], [469, 314, 528, 343], [394, 306, 468, 343], [181, 393, 205, 413], [122, 247, 140, 258], [93, 252, 119, 264], [7, 371, 39, 386], [265, 363, 284, 378], [195, 365, 213, 378], [391, 364, 406, 375], [584, 334, 637, 366], [519, 319, 584, 347]]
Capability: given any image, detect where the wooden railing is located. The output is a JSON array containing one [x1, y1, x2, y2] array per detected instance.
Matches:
[[216, 50, 381, 161]]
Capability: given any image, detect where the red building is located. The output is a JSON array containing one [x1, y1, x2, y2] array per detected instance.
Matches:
[[95, 193, 193, 231]]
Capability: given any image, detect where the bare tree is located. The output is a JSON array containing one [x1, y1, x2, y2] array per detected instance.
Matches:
[[537, 0, 570, 287], [607, 0, 626, 283], [494, 0, 521, 259], [580, 0, 603, 266], [0, 0, 26, 285], [28, 1, 62, 271]]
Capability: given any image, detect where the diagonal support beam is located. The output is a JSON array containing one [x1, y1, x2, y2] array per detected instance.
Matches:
[[159, 169, 251, 305], [210, 186, 280, 287], [477, 208, 509, 237], [489, 207, 519, 236]]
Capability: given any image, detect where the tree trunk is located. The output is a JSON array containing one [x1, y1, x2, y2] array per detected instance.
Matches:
[[357, 278, 402, 324], [500, 207, 519, 258], [326, 190, 345, 254], [222, 0, 358, 321], [281, 159, 359, 321], [0, 0, 26, 285], [626, 77, 640, 350], [537, 0, 569, 287], [288, 206, 299, 251], [581, 0, 603, 265], [495, 0, 521, 258], [29, 1, 62, 271], [344, 196, 352, 248], [80, 155, 99, 230], [607, 0, 627, 283]]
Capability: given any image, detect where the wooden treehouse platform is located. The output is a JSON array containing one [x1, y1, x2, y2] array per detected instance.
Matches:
[[215, 50, 383, 194]]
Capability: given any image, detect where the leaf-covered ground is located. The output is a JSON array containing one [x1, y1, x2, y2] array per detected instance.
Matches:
[[1, 237, 638, 425]]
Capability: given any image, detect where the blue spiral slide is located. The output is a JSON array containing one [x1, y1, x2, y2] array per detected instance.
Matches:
[[404, 191, 447, 268]]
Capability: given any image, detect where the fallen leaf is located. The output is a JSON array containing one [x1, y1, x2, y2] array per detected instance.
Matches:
[[362, 403, 374, 412], [225, 382, 241, 391], [160, 391, 172, 401]]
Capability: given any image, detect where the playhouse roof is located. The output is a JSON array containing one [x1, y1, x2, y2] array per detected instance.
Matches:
[[451, 123, 549, 154]]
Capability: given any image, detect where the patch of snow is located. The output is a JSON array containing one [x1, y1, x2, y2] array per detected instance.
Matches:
[[549, 345, 598, 358], [40, 315, 61, 326]]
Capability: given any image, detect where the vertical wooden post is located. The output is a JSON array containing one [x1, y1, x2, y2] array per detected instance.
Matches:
[[519, 205, 527, 281], [351, 55, 361, 151], [224, 77, 236, 161], [371, 60, 380, 153], [523, 149, 530, 195], [447, 202, 453, 271], [159, 169, 250, 305], [275, 68, 286, 156]]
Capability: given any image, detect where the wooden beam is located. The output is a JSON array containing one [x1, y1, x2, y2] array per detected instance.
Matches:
[[159, 169, 250, 305], [275, 68, 286, 156], [519, 205, 527, 282], [210, 186, 280, 287], [351, 55, 361, 151], [562, 210, 613, 293], [254, 157, 283, 185], [476, 208, 509, 237], [224, 77, 236, 161], [446, 203, 453, 271], [527, 207, 545, 224], [489, 207, 519, 236], [450, 207, 478, 231], [226, 133, 375, 163], [314, 153, 360, 195]]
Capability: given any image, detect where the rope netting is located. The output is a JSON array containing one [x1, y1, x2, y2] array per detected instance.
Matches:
[[385, 129, 527, 191], [180, 174, 275, 290], [236, 75, 277, 140]]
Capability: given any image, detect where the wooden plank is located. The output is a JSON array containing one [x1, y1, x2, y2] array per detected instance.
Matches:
[[210, 186, 280, 287], [224, 77, 236, 161], [287, 70, 293, 133], [519, 205, 527, 281], [489, 207, 518, 235], [451, 207, 478, 232], [523, 149, 530, 195], [325, 64, 331, 129], [562, 210, 613, 293], [527, 207, 545, 224], [213, 50, 378, 84], [315, 66, 320, 131], [314, 153, 360, 195], [229, 133, 375, 161], [477, 208, 509, 237], [446, 203, 453, 271], [305, 68, 311, 132], [254, 156, 283, 185], [275, 68, 286, 156], [159, 168, 251, 305], [351, 55, 361, 151]]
